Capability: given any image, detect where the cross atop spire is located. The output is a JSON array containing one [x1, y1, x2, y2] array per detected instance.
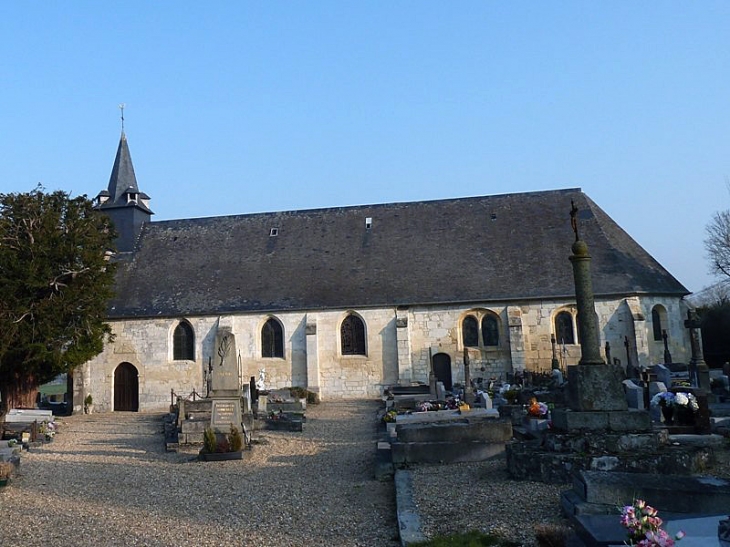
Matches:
[[119, 103, 126, 134]]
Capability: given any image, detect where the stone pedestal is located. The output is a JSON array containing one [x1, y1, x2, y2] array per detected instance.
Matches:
[[567, 364, 628, 412], [551, 409, 651, 432]]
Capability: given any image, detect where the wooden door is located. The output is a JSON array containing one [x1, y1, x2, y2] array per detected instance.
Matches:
[[432, 353, 452, 392], [114, 362, 139, 411]]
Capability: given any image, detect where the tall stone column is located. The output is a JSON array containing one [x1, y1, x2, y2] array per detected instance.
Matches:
[[569, 239, 603, 366], [565, 201, 627, 412]]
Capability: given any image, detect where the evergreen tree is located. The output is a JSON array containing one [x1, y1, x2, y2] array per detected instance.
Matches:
[[0, 187, 116, 412]]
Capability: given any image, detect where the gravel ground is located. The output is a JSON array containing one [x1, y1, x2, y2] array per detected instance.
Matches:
[[0, 400, 399, 547], [410, 433, 730, 547], [3, 402, 728, 547], [411, 459, 570, 546]]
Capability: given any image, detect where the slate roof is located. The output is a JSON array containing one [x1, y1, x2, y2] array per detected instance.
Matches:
[[97, 132, 152, 213], [107, 188, 688, 319]]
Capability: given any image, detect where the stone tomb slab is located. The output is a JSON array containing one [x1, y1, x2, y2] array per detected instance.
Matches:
[[394, 408, 499, 426], [395, 418, 512, 443], [575, 470, 730, 515]]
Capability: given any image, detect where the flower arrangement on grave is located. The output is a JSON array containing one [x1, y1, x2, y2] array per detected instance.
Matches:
[[382, 410, 398, 423], [621, 498, 685, 546], [527, 397, 549, 418], [650, 392, 699, 411], [417, 401, 434, 412], [39, 420, 56, 441], [650, 392, 675, 408]]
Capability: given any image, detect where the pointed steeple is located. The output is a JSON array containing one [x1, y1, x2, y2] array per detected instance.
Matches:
[[96, 131, 151, 213], [106, 131, 140, 205], [95, 128, 153, 253]]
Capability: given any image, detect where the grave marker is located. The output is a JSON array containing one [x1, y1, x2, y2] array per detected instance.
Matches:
[[209, 327, 243, 434]]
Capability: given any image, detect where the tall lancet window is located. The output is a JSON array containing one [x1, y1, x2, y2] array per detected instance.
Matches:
[[173, 321, 195, 361], [462, 315, 479, 347], [262, 318, 284, 358], [341, 314, 366, 356], [555, 311, 575, 346]]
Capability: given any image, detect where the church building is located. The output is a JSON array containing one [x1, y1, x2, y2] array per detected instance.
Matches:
[[75, 132, 691, 412]]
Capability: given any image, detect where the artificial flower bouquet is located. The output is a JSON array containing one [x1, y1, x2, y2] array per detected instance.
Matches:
[[527, 397, 548, 418], [621, 499, 685, 546], [650, 391, 699, 411]]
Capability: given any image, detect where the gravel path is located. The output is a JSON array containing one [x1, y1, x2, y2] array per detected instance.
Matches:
[[4, 402, 728, 547], [0, 401, 399, 547]]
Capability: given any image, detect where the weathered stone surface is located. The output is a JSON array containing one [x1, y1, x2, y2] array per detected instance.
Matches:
[[391, 440, 506, 464], [395, 409, 498, 425], [575, 470, 730, 514], [395, 419, 512, 443], [551, 409, 650, 432], [567, 364, 628, 412], [506, 439, 715, 484]]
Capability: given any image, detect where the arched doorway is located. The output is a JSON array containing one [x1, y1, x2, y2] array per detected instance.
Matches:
[[432, 353, 452, 392], [114, 362, 139, 411]]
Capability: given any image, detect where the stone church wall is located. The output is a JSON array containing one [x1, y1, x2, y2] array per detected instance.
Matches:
[[79, 294, 690, 413]]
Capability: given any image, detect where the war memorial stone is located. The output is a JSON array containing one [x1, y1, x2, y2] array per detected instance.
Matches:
[[209, 327, 243, 434]]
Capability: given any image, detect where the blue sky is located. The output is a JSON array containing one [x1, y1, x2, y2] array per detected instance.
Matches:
[[2, 2, 729, 293]]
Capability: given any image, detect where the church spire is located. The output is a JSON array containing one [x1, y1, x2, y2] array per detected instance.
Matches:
[[94, 109, 153, 252], [104, 130, 143, 207]]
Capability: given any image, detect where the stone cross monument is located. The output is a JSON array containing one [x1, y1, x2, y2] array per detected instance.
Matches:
[[565, 200, 627, 412], [685, 309, 710, 391]]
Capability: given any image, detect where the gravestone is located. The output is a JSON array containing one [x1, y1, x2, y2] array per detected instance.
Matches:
[[477, 391, 492, 410], [241, 383, 252, 413], [622, 379, 645, 410], [648, 381, 667, 422], [209, 327, 242, 434], [551, 368, 564, 386], [654, 364, 672, 390]]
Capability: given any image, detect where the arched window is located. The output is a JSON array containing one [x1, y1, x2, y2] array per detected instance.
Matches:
[[173, 321, 195, 361], [462, 315, 479, 347], [651, 307, 663, 342], [341, 314, 366, 355], [262, 318, 284, 358], [555, 311, 575, 345], [482, 315, 499, 346]]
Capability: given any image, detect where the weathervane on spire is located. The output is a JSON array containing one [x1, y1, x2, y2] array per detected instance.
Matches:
[[119, 103, 126, 133]]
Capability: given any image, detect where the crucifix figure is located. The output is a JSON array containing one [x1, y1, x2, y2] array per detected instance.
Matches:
[[570, 200, 580, 242]]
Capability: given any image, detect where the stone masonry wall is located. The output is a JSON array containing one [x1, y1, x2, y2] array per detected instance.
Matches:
[[79, 294, 689, 412]]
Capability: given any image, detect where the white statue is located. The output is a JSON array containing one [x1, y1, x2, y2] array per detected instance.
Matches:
[[256, 368, 266, 391]]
